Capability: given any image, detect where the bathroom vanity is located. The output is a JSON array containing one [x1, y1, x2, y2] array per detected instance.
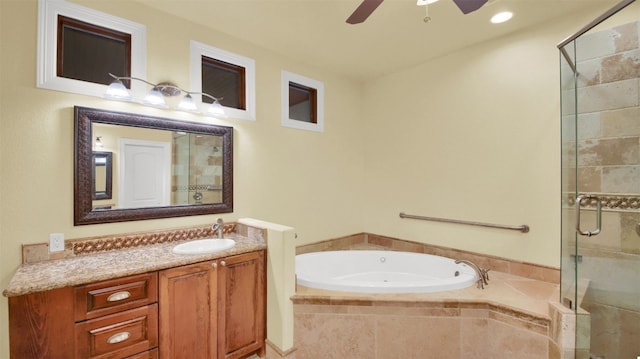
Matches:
[[5, 236, 266, 359]]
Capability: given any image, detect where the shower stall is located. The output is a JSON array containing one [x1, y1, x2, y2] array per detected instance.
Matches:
[[559, 0, 640, 357]]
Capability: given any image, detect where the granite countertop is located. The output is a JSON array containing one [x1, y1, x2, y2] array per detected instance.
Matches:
[[3, 235, 266, 297]]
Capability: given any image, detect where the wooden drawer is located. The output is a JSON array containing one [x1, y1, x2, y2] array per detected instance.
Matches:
[[75, 304, 158, 359], [125, 348, 158, 359], [75, 272, 158, 321]]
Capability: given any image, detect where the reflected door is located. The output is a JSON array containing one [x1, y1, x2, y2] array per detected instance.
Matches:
[[119, 139, 171, 209]]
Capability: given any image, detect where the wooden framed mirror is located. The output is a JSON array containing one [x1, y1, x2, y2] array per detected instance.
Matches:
[[74, 106, 233, 225]]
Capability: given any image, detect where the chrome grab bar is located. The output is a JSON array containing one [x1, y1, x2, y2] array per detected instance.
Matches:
[[575, 194, 602, 237], [399, 212, 530, 233]]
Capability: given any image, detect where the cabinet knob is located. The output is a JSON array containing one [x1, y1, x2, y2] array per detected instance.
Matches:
[[220, 260, 226, 267], [212, 262, 217, 268]]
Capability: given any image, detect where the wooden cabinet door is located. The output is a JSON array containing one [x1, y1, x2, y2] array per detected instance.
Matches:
[[159, 261, 218, 359], [217, 251, 266, 359], [9, 287, 75, 359]]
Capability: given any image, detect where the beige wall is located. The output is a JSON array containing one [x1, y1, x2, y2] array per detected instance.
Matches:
[[0, 0, 634, 357], [360, 6, 625, 267], [0, 1, 365, 355]]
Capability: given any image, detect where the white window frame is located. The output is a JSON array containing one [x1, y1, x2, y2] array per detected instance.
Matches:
[[37, 0, 147, 98], [190, 41, 256, 121], [281, 71, 325, 133]]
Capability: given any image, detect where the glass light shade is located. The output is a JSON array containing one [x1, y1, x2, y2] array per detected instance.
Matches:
[[207, 101, 227, 118], [491, 11, 513, 24], [143, 88, 168, 108], [104, 80, 131, 100], [177, 94, 198, 112]]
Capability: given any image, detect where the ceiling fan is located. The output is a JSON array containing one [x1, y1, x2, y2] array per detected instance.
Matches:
[[346, 0, 488, 24]]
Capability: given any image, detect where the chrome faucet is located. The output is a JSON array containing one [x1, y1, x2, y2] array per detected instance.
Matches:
[[211, 218, 224, 239], [455, 259, 490, 289]]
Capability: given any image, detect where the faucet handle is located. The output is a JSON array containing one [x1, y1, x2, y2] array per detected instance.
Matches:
[[480, 268, 490, 284]]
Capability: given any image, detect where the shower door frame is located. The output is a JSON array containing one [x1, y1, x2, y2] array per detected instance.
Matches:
[[558, 0, 638, 357]]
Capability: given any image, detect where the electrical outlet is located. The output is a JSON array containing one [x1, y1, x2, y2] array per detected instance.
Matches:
[[49, 233, 65, 252]]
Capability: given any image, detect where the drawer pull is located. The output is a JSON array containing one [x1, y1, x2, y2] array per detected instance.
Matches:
[[107, 291, 131, 302], [107, 331, 131, 344], [220, 260, 226, 267]]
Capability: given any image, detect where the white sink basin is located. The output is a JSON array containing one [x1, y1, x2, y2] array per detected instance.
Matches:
[[172, 238, 236, 255]]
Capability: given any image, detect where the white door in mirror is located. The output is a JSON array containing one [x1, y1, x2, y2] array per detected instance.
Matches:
[[172, 238, 236, 255]]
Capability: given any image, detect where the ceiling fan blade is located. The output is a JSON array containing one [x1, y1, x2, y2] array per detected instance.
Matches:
[[346, 0, 384, 24], [452, 0, 488, 14]]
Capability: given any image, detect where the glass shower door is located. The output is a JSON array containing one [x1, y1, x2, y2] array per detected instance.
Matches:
[[560, 5, 640, 357]]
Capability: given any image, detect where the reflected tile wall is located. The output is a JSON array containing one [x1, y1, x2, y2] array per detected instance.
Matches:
[[171, 133, 223, 204]]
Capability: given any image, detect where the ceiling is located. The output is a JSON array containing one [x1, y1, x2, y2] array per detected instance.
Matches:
[[135, 0, 617, 82]]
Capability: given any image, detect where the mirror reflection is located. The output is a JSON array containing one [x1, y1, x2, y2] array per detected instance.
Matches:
[[75, 106, 233, 225], [92, 124, 224, 210], [92, 151, 112, 201]]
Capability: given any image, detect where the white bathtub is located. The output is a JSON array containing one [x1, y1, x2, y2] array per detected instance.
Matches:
[[295, 250, 477, 294]]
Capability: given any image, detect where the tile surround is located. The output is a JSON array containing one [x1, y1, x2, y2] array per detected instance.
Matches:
[[292, 294, 555, 359], [292, 233, 575, 358], [296, 233, 560, 284]]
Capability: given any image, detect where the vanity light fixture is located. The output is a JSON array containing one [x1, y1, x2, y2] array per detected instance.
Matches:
[[95, 136, 103, 148], [105, 73, 227, 118]]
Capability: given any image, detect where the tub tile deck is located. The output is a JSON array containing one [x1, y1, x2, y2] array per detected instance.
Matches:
[[293, 270, 559, 320], [292, 271, 560, 359]]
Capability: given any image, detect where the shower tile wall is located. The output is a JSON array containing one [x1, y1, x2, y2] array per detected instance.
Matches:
[[563, 20, 640, 359], [572, 21, 640, 194]]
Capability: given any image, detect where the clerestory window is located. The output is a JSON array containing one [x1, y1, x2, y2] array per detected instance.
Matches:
[[190, 41, 256, 121], [281, 71, 325, 132], [38, 0, 146, 98]]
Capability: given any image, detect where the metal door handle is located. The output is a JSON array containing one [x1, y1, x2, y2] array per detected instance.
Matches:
[[576, 194, 601, 237]]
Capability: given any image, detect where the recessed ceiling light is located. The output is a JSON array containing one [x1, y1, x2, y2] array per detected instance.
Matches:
[[491, 11, 513, 24]]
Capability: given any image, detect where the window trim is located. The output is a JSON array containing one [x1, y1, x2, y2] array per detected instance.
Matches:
[[281, 71, 325, 133], [190, 41, 256, 121], [37, 0, 146, 98]]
